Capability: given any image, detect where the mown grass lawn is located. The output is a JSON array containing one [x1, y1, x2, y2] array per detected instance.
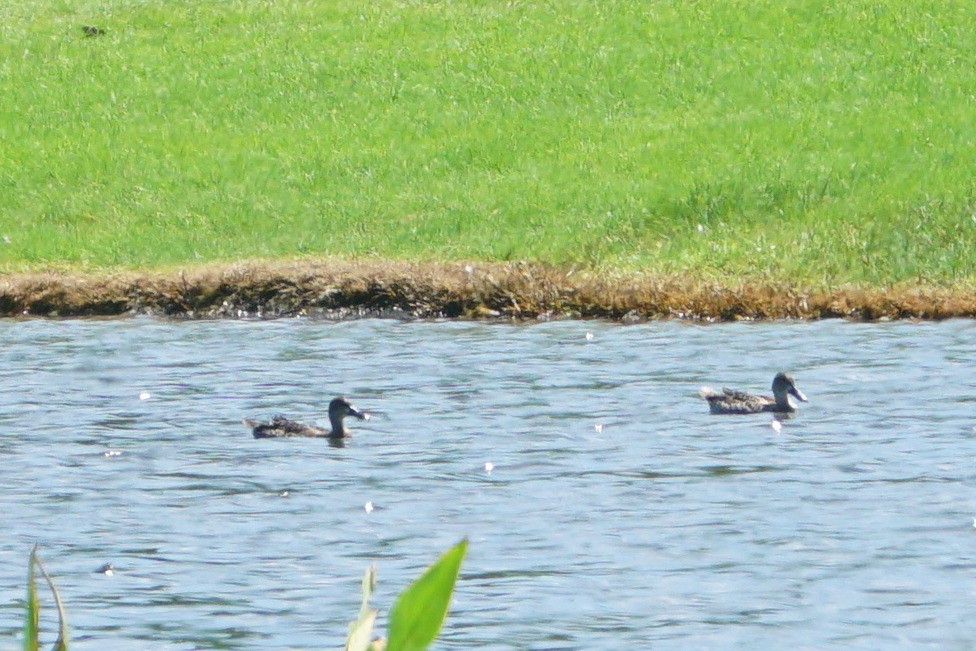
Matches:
[[2, 0, 975, 286]]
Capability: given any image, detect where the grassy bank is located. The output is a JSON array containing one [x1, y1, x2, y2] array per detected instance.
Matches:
[[2, 1, 976, 287], [3, 260, 974, 320]]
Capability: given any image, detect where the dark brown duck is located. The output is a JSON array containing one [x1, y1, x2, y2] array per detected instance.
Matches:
[[244, 397, 369, 438]]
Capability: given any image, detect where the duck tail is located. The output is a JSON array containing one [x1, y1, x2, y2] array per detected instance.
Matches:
[[242, 418, 261, 429], [698, 386, 720, 400]]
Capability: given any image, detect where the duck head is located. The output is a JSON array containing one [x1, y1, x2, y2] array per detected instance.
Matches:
[[772, 372, 808, 407], [328, 397, 369, 435]]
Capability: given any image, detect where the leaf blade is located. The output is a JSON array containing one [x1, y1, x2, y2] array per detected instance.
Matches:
[[386, 539, 467, 651], [345, 565, 378, 651], [345, 609, 378, 651], [33, 551, 69, 651], [24, 547, 39, 651]]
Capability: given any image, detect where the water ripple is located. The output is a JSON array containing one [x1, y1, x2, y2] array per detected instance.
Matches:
[[0, 318, 974, 648]]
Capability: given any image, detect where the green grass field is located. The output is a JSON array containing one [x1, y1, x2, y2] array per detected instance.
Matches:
[[2, 0, 976, 286]]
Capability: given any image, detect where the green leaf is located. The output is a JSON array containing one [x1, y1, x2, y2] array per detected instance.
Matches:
[[24, 547, 69, 651], [345, 609, 378, 651], [24, 547, 39, 651], [386, 539, 467, 651], [358, 565, 377, 622], [33, 551, 69, 651], [345, 565, 378, 651]]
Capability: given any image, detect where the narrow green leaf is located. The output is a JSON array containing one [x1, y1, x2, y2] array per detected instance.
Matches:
[[345, 565, 378, 651], [358, 565, 377, 622], [345, 609, 378, 651], [24, 547, 39, 651], [33, 551, 69, 651], [386, 539, 467, 651]]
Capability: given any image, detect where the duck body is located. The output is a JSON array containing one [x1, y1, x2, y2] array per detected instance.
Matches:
[[245, 397, 368, 439], [244, 415, 332, 438], [699, 372, 808, 415]]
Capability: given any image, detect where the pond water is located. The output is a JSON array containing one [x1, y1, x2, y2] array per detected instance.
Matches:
[[1, 317, 974, 649]]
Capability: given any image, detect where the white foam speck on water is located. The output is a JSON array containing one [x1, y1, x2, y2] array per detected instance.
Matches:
[[594, 424, 604, 433], [771, 420, 782, 433], [104, 450, 122, 457], [364, 501, 374, 513], [484, 462, 494, 474], [139, 391, 151, 401], [585, 332, 594, 341], [280, 491, 289, 498]]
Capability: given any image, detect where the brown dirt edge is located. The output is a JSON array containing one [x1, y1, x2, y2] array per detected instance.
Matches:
[[1, 260, 975, 321]]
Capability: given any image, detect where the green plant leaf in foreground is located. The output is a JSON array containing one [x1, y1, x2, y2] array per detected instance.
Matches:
[[24, 547, 39, 651], [386, 538, 468, 651], [34, 554, 69, 651], [24, 547, 69, 651], [345, 565, 378, 651]]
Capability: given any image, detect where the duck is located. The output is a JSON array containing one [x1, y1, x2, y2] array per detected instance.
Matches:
[[699, 372, 808, 415], [244, 397, 369, 438]]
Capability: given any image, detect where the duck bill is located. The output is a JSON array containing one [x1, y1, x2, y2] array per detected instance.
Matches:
[[790, 387, 808, 403], [348, 406, 369, 421]]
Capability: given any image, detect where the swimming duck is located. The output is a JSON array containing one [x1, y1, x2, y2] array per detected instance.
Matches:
[[699, 372, 808, 415], [244, 397, 369, 438]]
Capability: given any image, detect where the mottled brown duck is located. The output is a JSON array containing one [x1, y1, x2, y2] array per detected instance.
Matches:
[[699, 373, 808, 415], [244, 397, 368, 438]]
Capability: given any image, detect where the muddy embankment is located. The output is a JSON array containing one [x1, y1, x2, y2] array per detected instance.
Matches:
[[1, 260, 974, 321]]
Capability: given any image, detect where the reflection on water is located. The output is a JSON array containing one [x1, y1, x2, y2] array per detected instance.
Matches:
[[1, 317, 975, 649]]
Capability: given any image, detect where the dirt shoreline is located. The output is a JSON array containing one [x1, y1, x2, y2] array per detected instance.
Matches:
[[1, 260, 974, 321]]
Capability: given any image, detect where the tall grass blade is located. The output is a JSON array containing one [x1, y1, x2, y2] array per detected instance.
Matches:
[[345, 565, 378, 651], [386, 538, 467, 651], [358, 565, 377, 622], [32, 551, 69, 651], [24, 547, 39, 651], [345, 610, 378, 651]]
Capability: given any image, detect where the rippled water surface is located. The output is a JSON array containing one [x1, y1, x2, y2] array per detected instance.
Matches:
[[1, 317, 975, 649]]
